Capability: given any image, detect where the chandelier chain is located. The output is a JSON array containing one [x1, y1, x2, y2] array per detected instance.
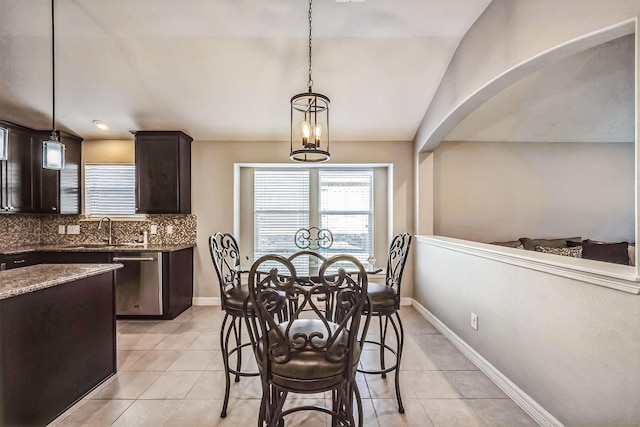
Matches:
[[51, 0, 56, 132], [307, 0, 313, 91]]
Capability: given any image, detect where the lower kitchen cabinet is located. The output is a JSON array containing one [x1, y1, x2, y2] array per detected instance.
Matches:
[[162, 247, 194, 319], [38, 248, 193, 320], [0, 270, 116, 426], [39, 251, 111, 264], [0, 252, 39, 270], [114, 248, 193, 320]]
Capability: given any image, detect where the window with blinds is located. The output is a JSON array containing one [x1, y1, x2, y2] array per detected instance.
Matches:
[[253, 168, 374, 262], [85, 164, 136, 215], [254, 169, 310, 257], [319, 169, 374, 262]]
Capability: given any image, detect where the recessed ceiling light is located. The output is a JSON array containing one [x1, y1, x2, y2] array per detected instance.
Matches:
[[92, 120, 110, 131]]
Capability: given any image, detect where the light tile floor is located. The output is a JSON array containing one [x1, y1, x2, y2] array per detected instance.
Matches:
[[49, 306, 539, 427]]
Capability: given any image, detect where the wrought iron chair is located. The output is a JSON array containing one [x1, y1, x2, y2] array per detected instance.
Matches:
[[208, 232, 260, 418], [244, 252, 371, 427], [358, 232, 411, 413], [294, 226, 333, 251]]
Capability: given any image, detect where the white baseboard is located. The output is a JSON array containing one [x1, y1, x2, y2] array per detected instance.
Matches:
[[192, 297, 220, 306], [400, 297, 412, 306], [412, 299, 563, 427]]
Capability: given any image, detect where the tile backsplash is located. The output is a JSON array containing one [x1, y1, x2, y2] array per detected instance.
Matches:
[[1, 214, 196, 247], [0, 215, 42, 246]]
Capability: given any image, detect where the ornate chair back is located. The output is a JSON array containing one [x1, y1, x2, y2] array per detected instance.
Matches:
[[245, 252, 370, 394], [294, 226, 333, 251], [384, 232, 412, 308], [209, 232, 243, 312]]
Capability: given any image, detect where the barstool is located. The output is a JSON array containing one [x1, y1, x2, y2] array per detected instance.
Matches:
[[208, 232, 259, 418], [358, 232, 411, 413]]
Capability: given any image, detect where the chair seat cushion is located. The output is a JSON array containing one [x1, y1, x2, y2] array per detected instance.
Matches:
[[261, 319, 360, 389], [367, 282, 398, 310], [223, 285, 251, 312]]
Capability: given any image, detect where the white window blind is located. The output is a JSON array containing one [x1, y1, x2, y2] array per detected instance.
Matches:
[[85, 164, 136, 215], [319, 169, 373, 262], [254, 169, 309, 257]]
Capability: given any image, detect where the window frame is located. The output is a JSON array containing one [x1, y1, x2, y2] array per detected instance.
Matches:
[[236, 163, 392, 264]]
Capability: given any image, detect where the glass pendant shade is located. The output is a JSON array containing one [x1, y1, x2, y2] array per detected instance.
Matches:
[[0, 128, 7, 161], [290, 91, 330, 162], [43, 133, 65, 170]]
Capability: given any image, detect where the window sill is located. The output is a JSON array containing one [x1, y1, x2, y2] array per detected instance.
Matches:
[[416, 235, 640, 295]]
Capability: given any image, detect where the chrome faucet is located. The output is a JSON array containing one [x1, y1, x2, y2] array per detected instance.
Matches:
[[98, 217, 112, 245]]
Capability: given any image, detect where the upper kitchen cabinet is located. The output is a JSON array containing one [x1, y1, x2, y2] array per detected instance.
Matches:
[[134, 131, 192, 214], [33, 131, 82, 214], [0, 121, 35, 213]]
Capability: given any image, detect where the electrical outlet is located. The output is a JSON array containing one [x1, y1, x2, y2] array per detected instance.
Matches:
[[58, 225, 66, 234], [166, 225, 173, 235], [67, 224, 80, 235], [470, 313, 478, 330], [150, 225, 158, 234]]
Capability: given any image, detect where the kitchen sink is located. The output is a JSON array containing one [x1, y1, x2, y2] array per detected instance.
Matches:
[[78, 243, 113, 248]]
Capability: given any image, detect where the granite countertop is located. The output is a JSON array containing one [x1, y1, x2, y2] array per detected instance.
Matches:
[[0, 263, 123, 300], [0, 243, 195, 256]]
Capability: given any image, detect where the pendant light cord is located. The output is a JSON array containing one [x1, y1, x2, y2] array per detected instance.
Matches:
[[51, 0, 56, 135], [307, 0, 313, 92]]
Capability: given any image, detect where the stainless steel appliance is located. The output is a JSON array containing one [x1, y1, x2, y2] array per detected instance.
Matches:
[[114, 252, 163, 316]]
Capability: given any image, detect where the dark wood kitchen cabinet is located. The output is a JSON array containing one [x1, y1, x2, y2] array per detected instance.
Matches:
[[134, 131, 192, 214], [0, 121, 35, 213], [0, 268, 116, 426], [162, 247, 194, 319], [33, 130, 82, 214], [38, 247, 193, 320], [0, 252, 39, 270]]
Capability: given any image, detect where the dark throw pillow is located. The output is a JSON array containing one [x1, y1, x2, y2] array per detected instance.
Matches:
[[581, 241, 629, 265]]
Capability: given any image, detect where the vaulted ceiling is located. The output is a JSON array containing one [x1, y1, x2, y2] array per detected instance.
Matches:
[[0, 0, 492, 142], [444, 34, 635, 144]]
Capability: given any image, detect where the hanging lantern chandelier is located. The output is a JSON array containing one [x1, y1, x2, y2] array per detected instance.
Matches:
[[290, 0, 330, 163]]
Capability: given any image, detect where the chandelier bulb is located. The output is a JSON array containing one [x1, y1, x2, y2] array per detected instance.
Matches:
[[314, 124, 322, 143], [301, 121, 312, 146]]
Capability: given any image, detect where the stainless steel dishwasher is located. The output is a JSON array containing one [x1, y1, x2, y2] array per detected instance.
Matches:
[[113, 252, 163, 316]]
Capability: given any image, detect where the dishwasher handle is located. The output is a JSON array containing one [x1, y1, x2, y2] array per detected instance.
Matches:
[[112, 256, 156, 262]]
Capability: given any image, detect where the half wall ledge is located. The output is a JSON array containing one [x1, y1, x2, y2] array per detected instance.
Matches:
[[416, 235, 640, 295]]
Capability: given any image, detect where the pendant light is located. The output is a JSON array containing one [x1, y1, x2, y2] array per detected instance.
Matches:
[[290, 0, 330, 163], [43, 0, 65, 170], [0, 127, 7, 161]]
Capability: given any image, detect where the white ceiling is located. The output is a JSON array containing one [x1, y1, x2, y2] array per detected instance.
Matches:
[[0, 0, 492, 142]]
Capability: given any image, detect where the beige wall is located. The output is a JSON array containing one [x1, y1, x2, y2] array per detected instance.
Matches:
[[82, 139, 135, 163], [414, 238, 640, 426], [192, 140, 414, 301], [433, 141, 635, 243], [411, 2, 640, 425]]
